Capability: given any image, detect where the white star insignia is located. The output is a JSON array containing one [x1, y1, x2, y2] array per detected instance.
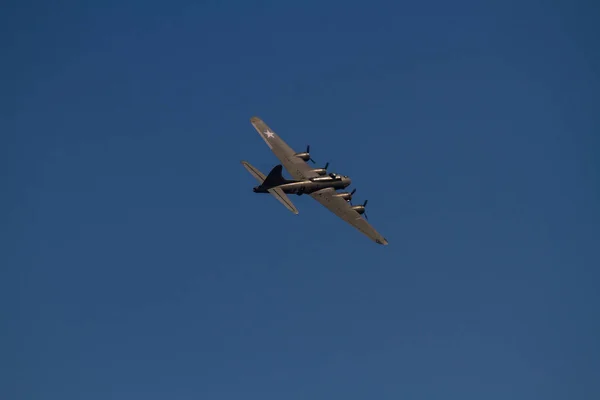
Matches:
[[264, 130, 275, 138]]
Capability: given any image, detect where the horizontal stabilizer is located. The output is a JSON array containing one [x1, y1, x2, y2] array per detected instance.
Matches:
[[241, 160, 266, 183], [268, 187, 299, 214]]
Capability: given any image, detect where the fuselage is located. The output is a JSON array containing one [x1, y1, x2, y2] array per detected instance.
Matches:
[[254, 174, 351, 195]]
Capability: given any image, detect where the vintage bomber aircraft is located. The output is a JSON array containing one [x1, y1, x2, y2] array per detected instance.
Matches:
[[241, 116, 388, 245]]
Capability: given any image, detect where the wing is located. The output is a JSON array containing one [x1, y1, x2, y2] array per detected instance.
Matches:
[[310, 188, 388, 245], [250, 116, 319, 180]]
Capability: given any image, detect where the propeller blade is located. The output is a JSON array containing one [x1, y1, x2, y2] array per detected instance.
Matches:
[[307, 145, 316, 163], [364, 212, 369, 220], [324, 162, 329, 169], [348, 189, 357, 205], [363, 199, 368, 207]]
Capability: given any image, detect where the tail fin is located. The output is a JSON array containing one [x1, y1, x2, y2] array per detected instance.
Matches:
[[241, 161, 289, 188], [262, 164, 289, 188]]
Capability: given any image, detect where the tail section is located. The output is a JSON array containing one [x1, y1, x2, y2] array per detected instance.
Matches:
[[241, 161, 299, 215]]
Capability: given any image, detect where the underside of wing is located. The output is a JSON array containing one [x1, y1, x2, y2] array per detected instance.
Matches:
[[310, 188, 388, 245], [250, 116, 319, 180]]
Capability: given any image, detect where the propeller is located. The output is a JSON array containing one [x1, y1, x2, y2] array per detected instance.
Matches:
[[348, 189, 357, 204], [347, 190, 369, 218], [306, 145, 316, 164]]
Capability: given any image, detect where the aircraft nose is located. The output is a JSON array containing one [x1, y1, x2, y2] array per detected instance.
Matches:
[[344, 177, 352, 187]]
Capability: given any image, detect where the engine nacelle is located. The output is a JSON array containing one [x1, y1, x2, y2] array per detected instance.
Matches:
[[312, 168, 327, 175], [295, 152, 310, 161], [351, 205, 366, 214], [335, 192, 353, 201]]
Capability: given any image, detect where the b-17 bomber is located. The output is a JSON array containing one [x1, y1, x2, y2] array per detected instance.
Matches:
[[241, 116, 388, 245]]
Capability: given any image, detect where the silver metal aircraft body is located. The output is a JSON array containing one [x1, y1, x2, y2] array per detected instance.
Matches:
[[241, 116, 388, 245]]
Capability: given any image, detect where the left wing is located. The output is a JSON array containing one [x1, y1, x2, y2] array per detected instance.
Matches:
[[310, 188, 388, 245], [250, 116, 319, 180]]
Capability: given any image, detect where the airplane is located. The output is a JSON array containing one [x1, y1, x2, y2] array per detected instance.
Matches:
[[241, 116, 388, 245]]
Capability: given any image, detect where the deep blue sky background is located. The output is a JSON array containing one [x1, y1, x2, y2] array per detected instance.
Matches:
[[3, 1, 599, 399]]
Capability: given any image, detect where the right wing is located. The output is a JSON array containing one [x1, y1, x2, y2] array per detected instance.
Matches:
[[310, 188, 388, 245], [249, 116, 319, 180]]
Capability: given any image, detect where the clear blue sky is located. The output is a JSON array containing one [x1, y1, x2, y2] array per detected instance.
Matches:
[[3, 1, 599, 399]]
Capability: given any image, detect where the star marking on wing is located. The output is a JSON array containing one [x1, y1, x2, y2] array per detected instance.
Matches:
[[264, 130, 275, 138]]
